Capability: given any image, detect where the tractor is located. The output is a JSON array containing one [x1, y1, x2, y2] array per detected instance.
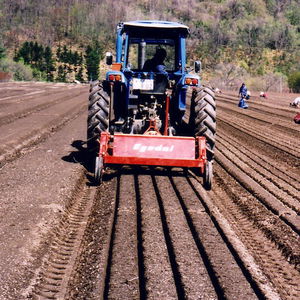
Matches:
[[87, 20, 216, 189]]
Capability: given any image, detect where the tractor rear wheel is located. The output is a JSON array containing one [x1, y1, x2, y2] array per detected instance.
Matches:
[[87, 81, 110, 152], [193, 87, 216, 161]]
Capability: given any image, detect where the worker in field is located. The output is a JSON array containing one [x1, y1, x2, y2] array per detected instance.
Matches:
[[294, 112, 300, 124], [238, 82, 249, 109], [214, 87, 222, 94], [260, 91, 268, 99], [246, 90, 251, 100], [290, 97, 300, 108]]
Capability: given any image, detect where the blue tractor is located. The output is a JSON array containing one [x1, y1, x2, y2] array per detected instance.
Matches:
[[87, 21, 216, 189]]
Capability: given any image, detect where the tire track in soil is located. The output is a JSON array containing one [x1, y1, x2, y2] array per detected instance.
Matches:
[[217, 116, 300, 160], [26, 166, 299, 299], [215, 147, 300, 235], [185, 175, 282, 300], [0, 92, 87, 167], [152, 174, 217, 299], [27, 174, 95, 299], [169, 175, 258, 299], [66, 177, 117, 300], [216, 94, 300, 140], [103, 174, 140, 300], [89, 169, 283, 299], [217, 120, 300, 174], [3, 85, 297, 299], [212, 134, 300, 269], [0, 89, 85, 127], [218, 103, 300, 139], [217, 129, 299, 193], [216, 94, 297, 123], [210, 166, 300, 300], [217, 131, 300, 214]]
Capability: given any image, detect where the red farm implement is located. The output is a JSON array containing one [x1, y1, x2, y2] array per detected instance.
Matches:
[[95, 131, 212, 189]]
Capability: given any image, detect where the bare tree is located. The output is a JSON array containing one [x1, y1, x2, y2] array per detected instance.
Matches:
[[211, 63, 247, 90], [262, 72, 286, 92]]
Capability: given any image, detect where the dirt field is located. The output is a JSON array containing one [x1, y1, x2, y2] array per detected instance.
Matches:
[[0, 81, 299, 300]]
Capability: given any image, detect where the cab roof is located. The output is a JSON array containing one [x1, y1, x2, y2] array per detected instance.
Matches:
[[120, 20, 190, 37]]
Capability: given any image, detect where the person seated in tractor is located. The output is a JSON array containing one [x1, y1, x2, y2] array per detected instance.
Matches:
[[143, 48, 169, 93], [238, 82, 249, 109], [143, 48, 168, 76]]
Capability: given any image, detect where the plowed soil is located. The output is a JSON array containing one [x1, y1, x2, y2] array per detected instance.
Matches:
[[0, 82, 299, 300]]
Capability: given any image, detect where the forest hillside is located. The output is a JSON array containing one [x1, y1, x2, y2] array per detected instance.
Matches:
[[0, 0, 299, 91]]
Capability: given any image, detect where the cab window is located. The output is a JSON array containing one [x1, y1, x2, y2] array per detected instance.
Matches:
[[127, 38, 176, 71]]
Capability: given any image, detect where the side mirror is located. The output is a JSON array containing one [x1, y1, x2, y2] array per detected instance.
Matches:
[[106, 52, 113, 65], [194, 61, 201, 73]]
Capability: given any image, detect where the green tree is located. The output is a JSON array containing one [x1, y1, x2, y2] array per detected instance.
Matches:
[[75, 66, 84, 82], [56, 64, 67, 82], [0, 44, 6, 60], [264, 22, 296, 50], [44, 46, 55, 81], [85, 41, 103, 81], [61, 45, 68, 63], [72, 51, 80, 65], [0, 0, 299, 81], [288, 71, 300, 92], [32, 42, 44, 63], [0, 58, 33, 81], [67, 49, 73, 64], [15, 41, 52, 80], [16, 41, 31, 64], [78, 53, 83, 65], [56, 45, 62, 61], [286, 5, 300, 26], [27, 42, 34, 63]]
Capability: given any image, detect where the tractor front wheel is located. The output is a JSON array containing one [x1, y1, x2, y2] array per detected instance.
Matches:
[[203, 160, 213, 190], [95, 156, 104, 184]]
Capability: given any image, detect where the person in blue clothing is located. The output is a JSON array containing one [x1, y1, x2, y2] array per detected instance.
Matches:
[[238, 82, 249, 109]]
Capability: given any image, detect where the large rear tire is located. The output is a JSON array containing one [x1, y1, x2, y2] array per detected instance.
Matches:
[[87, 81, 110, 152], [193, 87, 216, 161]]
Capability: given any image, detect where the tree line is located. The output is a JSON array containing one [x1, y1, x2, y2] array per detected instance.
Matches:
[[0, 40, 103, 83]]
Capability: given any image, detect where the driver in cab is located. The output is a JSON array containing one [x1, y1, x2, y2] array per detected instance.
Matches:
[[143, 48, 168, 76]]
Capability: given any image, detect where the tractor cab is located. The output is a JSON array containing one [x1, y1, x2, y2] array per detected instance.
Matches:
[[106, 21, 200, 100]]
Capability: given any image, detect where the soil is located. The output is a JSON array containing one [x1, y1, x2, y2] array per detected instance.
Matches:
[[0, 81, 299, 299]]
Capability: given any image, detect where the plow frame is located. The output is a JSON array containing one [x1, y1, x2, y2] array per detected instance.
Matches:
[[95, 132, 209, 184]]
